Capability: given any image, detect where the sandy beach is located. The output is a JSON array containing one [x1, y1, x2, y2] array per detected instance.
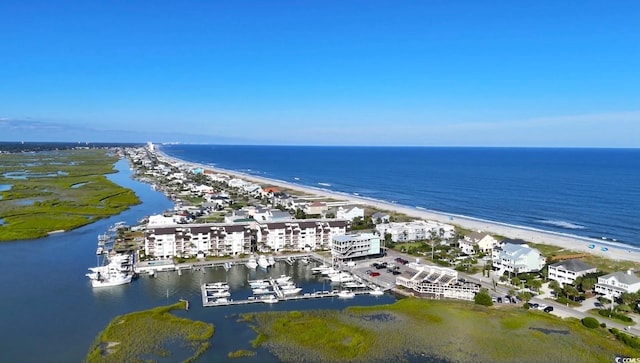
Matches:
[[155, 148, 640, 264]]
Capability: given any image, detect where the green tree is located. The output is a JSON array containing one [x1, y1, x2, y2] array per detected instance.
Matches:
[[474, 288, 493, 306], [529, 279, 542, 292], [517, 291, 533, 303], [580, 277, 596, 292]]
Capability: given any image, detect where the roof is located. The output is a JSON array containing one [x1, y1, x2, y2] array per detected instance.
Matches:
[[550, 259, 595, 272], [601, 271, 640, 285], [467, 231, 489, 241]]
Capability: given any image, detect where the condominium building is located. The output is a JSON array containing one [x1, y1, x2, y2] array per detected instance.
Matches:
[[144, 223, 252, 258], [331, 233, 381, 261], [255, 219, 350, 252]]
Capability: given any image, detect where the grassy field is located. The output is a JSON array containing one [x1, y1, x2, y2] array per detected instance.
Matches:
[[85, 301, 213, 363], [241, 298, 637, 362], [0, 149, 140, 241]]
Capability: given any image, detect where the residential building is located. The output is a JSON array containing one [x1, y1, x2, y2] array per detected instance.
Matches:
[[371, 212, 391, 224], [376, 220, 455, 243], [305, 201, 328, 216], [256, 219, 350, 252], [492, 243, 545, 273], [595, 271, 640, 298], [547, 259, 597, 286], [459, 231, 499, 254], [331, 233, 381, 261], [336, 206, 364, 221], [144, 223, 252, 258]]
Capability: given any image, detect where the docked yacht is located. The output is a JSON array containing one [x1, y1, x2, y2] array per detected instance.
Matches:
[[337, 290, 356, 298], [257, 255, 270, 269], [281, 287, 302, 295], [267, 255, 276, 266], [328, 272, 354, 283], [87, 263, 132, 288], [275, 275, 292, 284], [246, 255, 258, 269]]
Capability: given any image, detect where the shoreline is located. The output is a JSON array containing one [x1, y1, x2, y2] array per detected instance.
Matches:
[[155, 146, 640, 264]]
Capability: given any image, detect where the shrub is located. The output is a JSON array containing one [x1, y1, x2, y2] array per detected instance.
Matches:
[[598, 309, 633, 322], [582, 317, 600, 329], [474, 290, 493, 307], [523, 303, 530, 309], [609, 328, 640, 349]]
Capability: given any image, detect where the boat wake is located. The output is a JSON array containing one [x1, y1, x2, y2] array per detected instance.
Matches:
[[318, 182, 331, 187], [538, 220, 586, 230]]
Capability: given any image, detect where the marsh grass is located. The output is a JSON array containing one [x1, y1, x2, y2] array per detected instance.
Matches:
[[241, 298, 638, 362], [0, 149, 141, 240], [85, 302, 213, 363]]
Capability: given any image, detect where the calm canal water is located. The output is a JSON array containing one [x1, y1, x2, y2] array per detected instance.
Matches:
[[0, 159, 395, 363]]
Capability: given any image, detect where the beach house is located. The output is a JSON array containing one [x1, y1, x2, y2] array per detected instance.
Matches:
[[336, 206, 365, 221], [492, 242, 546, 274], [459, 231, 499, 255], [595, 271, 640, 298], [547, 259, 597, 286]]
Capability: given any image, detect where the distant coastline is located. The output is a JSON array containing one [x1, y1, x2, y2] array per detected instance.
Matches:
[[155, 145, 640, 263]]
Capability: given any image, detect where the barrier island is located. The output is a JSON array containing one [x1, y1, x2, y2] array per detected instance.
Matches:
[[241, 298, 636, 362], [0, 148, 140, 241], [85, 301, 213, 363]]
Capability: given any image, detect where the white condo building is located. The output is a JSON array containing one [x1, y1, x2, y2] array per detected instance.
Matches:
[[144, 223, 252, 258], [255, 219, 350, 252], [331, 233, 381, 261], [376, 220, 455, 243]]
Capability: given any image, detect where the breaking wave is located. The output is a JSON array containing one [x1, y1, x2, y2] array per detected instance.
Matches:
[[538, 220, 586, 230]]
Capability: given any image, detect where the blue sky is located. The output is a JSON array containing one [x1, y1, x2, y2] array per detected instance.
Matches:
[[1, 1, 639, 146]]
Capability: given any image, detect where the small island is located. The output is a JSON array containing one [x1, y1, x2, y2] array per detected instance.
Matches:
[[85, 301, 213, 363]]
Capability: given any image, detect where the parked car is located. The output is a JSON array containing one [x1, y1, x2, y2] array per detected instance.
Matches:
[[530, 303, 539, 309], [370, 272, 380, 277], [497, 297, 502, 303], [392, 270, 402, 275], [543, 306, 554, 313]]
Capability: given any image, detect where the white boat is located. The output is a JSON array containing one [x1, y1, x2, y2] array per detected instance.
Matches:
[[311, 264, 332, 274], [279, 283, 298, 290], [207, 290, 231, 298], [214, 297, 229, 304], [252, 288, 273, 295], [300, 257, 310, 265], [281, 287, 302, 295], [246, 255, 258, 269], [369, 288, 384, 296], [337, 290, 356, 298], [257, 255, 270, 269], [261, 295, 279, 304], [329, 272, 354, 283], [321, 268, 340, 276], [96, 247, 104, 255], [275, 275, 292, 284], [248, 280, 270, 288], [267, 255, 276, 266], [89, 265, 132, 288], [206, 282, 229, 289]]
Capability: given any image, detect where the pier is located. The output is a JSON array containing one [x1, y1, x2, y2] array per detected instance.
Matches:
[[200, 286, 375, 307]]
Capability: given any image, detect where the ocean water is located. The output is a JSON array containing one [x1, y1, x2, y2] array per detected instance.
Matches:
[[161, 145, 640, 247]]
